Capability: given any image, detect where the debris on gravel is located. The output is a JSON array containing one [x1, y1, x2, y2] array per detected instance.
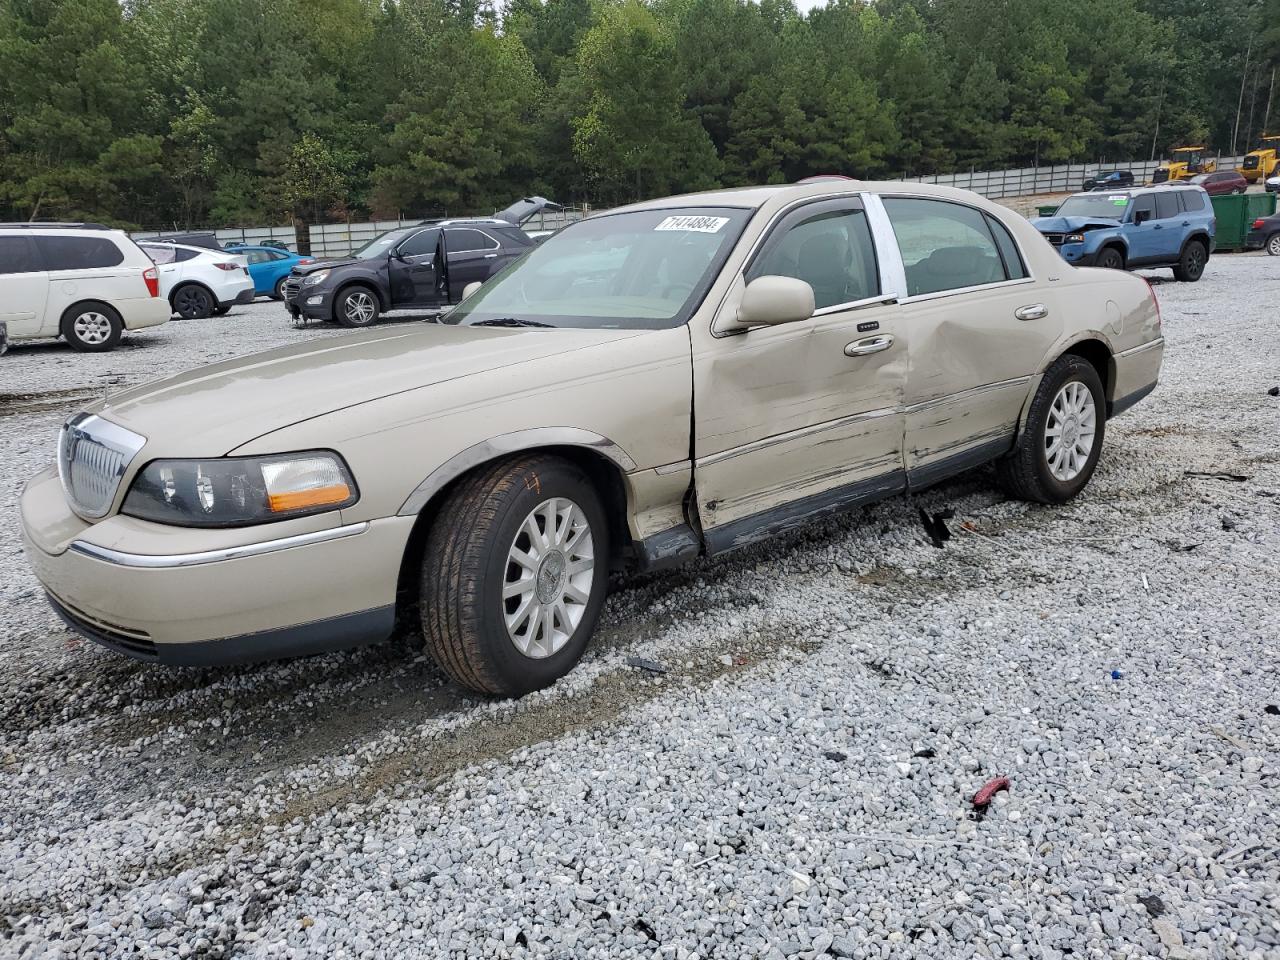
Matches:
[[2, 260, 1280, 958]]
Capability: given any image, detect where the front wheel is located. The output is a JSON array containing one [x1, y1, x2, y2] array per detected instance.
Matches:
[[334, 287, 380, 327], [997, 354, 1106, 504], [420, 455, 610, 696], [1096, 247, 1124, 271], [1172, 240, 1207, 282]]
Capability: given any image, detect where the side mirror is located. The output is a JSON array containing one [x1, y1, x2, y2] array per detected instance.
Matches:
[[1134, 209, 1152, 225], [461, 281, 482, 301], [735, 276, 815, 328]]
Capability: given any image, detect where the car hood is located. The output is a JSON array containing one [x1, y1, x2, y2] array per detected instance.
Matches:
[[1033, 216, 1123, 233], [85, 324, 646, 457]]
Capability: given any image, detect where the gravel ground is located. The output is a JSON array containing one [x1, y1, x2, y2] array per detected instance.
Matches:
[[2, 260, 1279, 960]]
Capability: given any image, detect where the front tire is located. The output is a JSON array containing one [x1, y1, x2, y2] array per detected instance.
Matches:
[[420, 455, 610, 697], [997, 354, 1106, 505], [61, 303, 123, 352], [1096, 247, 1125, 271], [172, 284, 214, 319], [334, 287, 380, 327], [1173, 239, 1207, 282]]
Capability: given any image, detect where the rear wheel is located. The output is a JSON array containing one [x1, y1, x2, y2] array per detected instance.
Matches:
[[272, 276, 289, 300], [420, 455, 610, 697], [1173, 239, 1207, 282], [61, 303, 123, 352], [997, 354, 1106, 505], [172, 284, 214, 319], [212, 304, 231, 317], [1267, 233, 1280, 257], [1096, 247, 1125, 271], [335, 287, 380, 327]]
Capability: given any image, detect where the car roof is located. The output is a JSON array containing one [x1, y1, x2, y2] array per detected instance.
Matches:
[[0, 221, 116, 231], [139, 241, 231, 257]]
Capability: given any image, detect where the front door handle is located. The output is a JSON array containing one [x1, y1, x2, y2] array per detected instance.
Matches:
[[1015, 303, 1048, 321], [844, 333, 894, 357]]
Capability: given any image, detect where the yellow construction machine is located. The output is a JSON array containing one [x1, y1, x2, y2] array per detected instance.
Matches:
[[1151, 146, 1216, 184]]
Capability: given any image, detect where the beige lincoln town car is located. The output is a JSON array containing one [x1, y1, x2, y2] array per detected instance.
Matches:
[[21, 182, 1164, 695]]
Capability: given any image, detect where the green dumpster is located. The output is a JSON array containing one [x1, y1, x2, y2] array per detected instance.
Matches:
[[1037, 204, 1060, 217], [1211, 192, 1278, 251]]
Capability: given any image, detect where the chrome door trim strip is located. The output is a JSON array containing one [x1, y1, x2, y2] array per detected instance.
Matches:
[[1115, 336, 1164, 358], [904, 376, 1032, 414], [697, 406, 899, 468], [69, 522, 370, 568]]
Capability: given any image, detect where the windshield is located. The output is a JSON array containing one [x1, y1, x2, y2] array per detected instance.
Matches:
[[351, 229, 413, 260], [1055, 194, 1131, 219], [443, 206, 753, 330]]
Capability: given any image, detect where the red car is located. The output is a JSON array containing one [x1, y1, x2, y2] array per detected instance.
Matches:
[[1188, 171, 1248, 196]]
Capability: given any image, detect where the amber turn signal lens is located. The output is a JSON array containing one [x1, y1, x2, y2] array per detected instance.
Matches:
[[267, 483, 352, 513]]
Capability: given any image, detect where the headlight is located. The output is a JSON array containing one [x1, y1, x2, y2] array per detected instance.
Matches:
[[121, 451, 357, 527], [302, 270, 330, 286], [1065, 233, 1085, 244]]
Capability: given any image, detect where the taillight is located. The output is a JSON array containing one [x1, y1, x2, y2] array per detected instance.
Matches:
[[1143, 277, 1161, 330], [298, 259, 314, 265], [143, 266, 159, 298], [214, 262, 240, 271], [1253, 218, 1266, 229]]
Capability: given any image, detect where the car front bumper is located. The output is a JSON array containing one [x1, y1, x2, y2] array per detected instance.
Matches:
[[20, 466, 413, 665], [284, 281, 332, 320]]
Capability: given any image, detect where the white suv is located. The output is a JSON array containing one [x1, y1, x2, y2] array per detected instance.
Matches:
[[137, 242, 255, 319], [0, 224, 170, 352]]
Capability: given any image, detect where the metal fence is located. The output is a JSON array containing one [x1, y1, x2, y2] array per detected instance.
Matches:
[[132, 156, 1250, 253], [903, 156, 1245, 199]]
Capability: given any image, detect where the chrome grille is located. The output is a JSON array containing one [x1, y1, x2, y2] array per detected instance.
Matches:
[[57, 414, 146, 519], [282, 276, 303, 302]]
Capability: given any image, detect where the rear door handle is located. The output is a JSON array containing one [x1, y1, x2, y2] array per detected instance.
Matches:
[[484, 253, 498, 259], [844, 333, 894, 357], [1015, 303, 1048, 321]]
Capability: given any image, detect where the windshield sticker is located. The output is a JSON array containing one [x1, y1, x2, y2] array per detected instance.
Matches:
[[655, 215, 729, 233], [1112, 199, 1128, 206]]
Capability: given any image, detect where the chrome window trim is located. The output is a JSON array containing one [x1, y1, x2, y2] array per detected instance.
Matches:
[[69, 522, 369, 568], [897, 276, 1037, 306]]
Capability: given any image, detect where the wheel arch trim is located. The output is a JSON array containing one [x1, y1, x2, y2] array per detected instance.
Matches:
[[397, 428, 639, 517]]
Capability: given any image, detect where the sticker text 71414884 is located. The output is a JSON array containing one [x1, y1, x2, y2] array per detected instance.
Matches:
[[654, 216, 729, 234]]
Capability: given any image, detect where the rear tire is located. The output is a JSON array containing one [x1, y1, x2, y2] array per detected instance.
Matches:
[[1172, 239, 1207, 282], [212, 304, 231, 317], [1267, 233, 1280, 257], [61, 303, 123, 352], [334, 286, 380, 327], [1096, 247, 1125, 271], [420, 455, 610, 697], [997, 354, 1106, 505], [172, 284, 214, 319], [272, 277, 288, 300]]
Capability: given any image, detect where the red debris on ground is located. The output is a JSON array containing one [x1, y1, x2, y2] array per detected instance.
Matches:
[[972, 776, 1011, 808]]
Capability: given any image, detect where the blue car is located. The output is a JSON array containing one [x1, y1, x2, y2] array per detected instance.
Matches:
[[1032, 185, 1215, 282], [224, 244, 316, 300]]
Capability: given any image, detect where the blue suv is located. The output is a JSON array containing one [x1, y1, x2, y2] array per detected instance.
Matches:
[[1033, 185, 1215, 282]]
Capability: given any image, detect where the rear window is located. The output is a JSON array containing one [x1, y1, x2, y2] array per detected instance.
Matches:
[[35, 235, 125, 270], [1179, 190, 1208, 212], [142, 245, 176, 264], [1155, 192, 1181, 220]]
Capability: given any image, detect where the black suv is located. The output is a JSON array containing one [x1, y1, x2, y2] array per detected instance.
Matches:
[[1082, 170, 1135, 191], [283, 199, 560, 327]]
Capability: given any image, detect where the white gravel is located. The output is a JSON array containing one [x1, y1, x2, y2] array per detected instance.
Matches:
[[2, 260, 1279, 960]]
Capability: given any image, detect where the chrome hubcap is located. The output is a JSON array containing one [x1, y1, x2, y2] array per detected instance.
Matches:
[[345, 292, 375, 323], [73, 312, 111, 344], [503, 497, 594, 659], [1045, 381, 1097, 482], [1269, 235, 1280, 256]]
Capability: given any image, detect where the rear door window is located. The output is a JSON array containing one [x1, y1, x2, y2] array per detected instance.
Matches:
[[0, 235, 43, 274], [35, 235, 125, 270], [1179, 190, 1207, 212], [881, 197, 1008, 296], [1155, 193, 1181, 220], [445, 228, 499, 253]]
